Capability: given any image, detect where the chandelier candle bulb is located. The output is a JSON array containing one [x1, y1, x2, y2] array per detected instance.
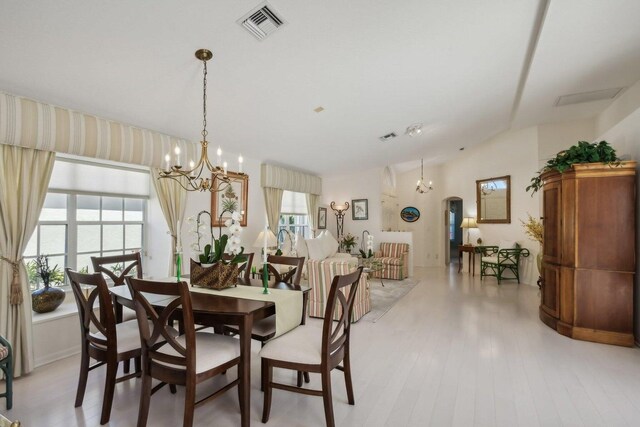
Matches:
[[223, 161, 228, 176], [165, 154, 171, 172], [174, 146, 181, 167], [189, 160, 195, 177], [217, 147, 222, 166], [238, 155, 243, 173]]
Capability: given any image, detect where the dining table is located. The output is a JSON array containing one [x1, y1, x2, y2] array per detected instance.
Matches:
[[109, 277, 310, 427]]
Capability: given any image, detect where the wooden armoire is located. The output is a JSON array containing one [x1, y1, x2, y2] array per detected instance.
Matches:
[[539, 161, 637, 346]]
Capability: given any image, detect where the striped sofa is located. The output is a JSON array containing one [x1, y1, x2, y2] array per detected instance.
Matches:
[[307, 258, 370, 322], [372, 242, 409, 280]]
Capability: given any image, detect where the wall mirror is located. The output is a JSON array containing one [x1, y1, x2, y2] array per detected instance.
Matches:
[[476, 175, 511, 223]]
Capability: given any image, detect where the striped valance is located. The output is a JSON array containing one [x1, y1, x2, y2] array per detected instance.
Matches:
[[0, 91, 197, 168], [261, 163, 322, 195]]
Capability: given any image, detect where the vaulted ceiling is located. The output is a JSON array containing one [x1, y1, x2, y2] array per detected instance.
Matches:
[[1, 0, 639, 175]]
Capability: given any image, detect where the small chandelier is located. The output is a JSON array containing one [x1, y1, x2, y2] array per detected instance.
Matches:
[[159, 49, 245, 192], [416, 158, 433, 194]]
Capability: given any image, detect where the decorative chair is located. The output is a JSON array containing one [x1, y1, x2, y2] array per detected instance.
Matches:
[[260, 267, 364, 427], [91, 252, 143, 322], [66, 269, 144, 425], [0, 334, 13, 410], [222, 252, 254, 281], [479, 243, 530, 284], [371, 242, 409, 280], [127, 277, 241, 427]]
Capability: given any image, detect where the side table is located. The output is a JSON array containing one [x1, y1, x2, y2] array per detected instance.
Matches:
[[458, 244, 476, 276]]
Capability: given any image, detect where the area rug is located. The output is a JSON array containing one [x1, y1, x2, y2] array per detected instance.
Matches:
[[361, 277, 418, 323]]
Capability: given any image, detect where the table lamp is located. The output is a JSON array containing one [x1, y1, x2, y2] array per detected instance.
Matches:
[[460, 217, 478, 245]]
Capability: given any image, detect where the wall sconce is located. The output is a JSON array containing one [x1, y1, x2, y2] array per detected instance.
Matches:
[[330, 201, 350, 243]]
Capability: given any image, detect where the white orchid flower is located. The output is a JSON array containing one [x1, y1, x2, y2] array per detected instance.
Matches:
[[231, 211, 241, 221], [224, 218, 233, 228]]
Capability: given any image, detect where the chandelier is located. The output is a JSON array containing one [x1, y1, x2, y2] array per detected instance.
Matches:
[[416, 158, 433, 194], [159, 49, 245, 192]]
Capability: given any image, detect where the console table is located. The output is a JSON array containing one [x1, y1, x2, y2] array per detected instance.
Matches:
[[458, 244, 475, 275]]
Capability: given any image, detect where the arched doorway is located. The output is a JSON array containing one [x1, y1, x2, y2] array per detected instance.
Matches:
[[443, 197, 463, 266]]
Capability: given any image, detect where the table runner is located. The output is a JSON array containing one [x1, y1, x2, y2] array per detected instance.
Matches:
[[189, 285, 303, 338]]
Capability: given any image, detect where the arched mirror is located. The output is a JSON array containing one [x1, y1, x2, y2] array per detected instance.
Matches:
[[476, 175, 510, 223]]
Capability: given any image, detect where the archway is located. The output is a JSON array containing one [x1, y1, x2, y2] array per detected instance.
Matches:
[[443, 196, 463, 266]]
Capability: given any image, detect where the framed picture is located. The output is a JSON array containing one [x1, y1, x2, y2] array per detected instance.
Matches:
[[401, 206, 420, 223], [211, 172, 248, 227], [318, 207, 327, 229], [352, 199, 368, 220]]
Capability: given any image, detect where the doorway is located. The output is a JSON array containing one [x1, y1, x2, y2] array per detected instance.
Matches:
[[444, 197, 463, 266]]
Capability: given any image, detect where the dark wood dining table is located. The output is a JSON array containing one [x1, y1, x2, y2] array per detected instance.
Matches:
[[109, 277, 309, 427]]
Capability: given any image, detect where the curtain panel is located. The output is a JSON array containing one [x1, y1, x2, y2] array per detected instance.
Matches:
[[0, 144, 55, 377], [305, 193, 320, 231], [151, 169, 187, 276], [263, 188, 284, 233], [0, 91, 197, 170]]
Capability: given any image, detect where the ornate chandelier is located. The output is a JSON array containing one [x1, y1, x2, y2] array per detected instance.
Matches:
[[159, 49, 245, 192], [416, 158, 433, 194]]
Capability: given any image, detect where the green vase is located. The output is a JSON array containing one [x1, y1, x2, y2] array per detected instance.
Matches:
[[32, 283, 65, 313]]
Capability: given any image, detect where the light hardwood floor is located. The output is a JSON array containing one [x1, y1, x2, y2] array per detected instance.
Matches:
[[4, 266, 640, 426]]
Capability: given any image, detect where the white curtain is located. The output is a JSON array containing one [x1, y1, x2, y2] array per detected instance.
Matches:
[[305, 193, 320, 232], [151, 170, 187, 276], [0, 144, 55, 377], [263, 187, 284, 233]]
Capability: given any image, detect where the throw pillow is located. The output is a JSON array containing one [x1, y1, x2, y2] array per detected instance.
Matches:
[[320, 231, 339, 258], [305, 238, 325, 260], [294, 235, 309, 260]]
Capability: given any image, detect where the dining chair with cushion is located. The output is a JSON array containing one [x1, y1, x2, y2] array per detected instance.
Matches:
[[92, 252, 143, 320], [127, 277, 242, 427], [260, 267, 364, 427], [0, 334, 13, 410], [66, 268, 143, 425]]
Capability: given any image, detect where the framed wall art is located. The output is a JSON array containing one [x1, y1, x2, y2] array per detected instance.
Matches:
[[352, 199, 368, 220], [211, 172, 248, 227], [318, 207, 327, 229], [400, 206, 420, 223]]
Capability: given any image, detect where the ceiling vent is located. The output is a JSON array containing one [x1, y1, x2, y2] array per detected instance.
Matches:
[[379, 132, 397, 142], [238, 2, 286, 41], [555, 87, 624, 106]]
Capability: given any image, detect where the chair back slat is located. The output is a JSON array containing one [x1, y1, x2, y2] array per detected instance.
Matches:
[[92, 252, 143, 286], [222, 252, 254, 280], [127, 277, 195, 371], [322, 267, 363, 364], [266, 255, 305, 286], [67, 269, 116, 348]]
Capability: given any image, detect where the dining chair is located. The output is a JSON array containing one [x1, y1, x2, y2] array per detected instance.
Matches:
[[0, 334, 13, 410], [127, 277, 242, 427], [66, 268, 143, 425], [260, 267, 364, 427], [222, 252, 254, 281]]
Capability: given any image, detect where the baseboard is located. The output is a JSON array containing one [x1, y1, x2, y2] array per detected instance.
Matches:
[[35, 344, 80, 368]]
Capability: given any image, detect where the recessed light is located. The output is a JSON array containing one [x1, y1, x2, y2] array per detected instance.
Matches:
[[313, 106, 325, 113], [406, 123, 423, 137]]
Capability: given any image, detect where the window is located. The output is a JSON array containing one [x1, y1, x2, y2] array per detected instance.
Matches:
[[278, 191, 310, 245], [449, 211, 456, 241], [24, 192, 146, 289]]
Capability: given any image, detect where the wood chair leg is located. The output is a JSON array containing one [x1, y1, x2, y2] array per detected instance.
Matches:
[[262, 360, 273, 423], [134, 356, 141, 374], [183, 382, 196, 427], [75, 347, 90, 407], [170, 384, 177, 394], [321, 370, 335, 427], [100, 361, 118, 424], [304, 372, 310, 383], [297, 371, 303, 388], [123, 359, 131, 374], [343, 352, 355, 405], [137, 373, 152, 427]]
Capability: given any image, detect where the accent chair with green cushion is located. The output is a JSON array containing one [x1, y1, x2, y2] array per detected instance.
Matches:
[[0, 334, 13, 410], [479, 241, 530, 284]]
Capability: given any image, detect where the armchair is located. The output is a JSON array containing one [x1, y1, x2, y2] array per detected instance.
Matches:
[[479, 244, 530, 284], [0, 334, 12, 410], [372, 242, 409, 280]]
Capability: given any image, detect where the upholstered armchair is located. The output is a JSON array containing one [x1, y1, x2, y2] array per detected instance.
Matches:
[[372, 242, 409, 280]]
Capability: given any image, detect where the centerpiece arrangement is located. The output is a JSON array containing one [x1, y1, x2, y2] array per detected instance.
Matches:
[[340, 233, 358, 253], [30, 255, 66, 313], [188, 210, 246, 290]]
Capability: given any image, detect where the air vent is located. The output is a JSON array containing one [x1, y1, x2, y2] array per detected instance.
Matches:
[[238, 2, 286, 41], [555, 87, 624, 106], [379, 132, 397, 142]]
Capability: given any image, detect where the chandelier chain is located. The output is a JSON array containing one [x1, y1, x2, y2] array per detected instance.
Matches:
[[202, 57, 208, 140]]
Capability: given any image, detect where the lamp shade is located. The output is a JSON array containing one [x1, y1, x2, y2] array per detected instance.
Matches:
[[253, 230, 277, 248], [460, 217, 478, 229]]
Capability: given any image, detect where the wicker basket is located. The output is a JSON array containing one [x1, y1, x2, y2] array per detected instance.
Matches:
[[190, 259, 239, 290]]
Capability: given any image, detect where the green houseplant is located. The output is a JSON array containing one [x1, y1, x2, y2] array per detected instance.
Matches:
[[526, 140, 620, 195]]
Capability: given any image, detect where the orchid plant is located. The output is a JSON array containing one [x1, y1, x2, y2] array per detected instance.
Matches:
[[187, 210, 246, 265], [359, 234, 375, 258]]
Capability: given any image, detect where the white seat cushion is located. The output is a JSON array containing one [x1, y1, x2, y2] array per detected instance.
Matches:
[[482, 256, 515, 265], [260, 324, 322, 365], [90, 319, 148, 353], [155, 332, 240, 374]]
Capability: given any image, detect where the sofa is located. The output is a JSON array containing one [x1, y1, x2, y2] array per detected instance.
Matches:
[[372, 242, 409, 280], [295, 231, 370, 322]]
